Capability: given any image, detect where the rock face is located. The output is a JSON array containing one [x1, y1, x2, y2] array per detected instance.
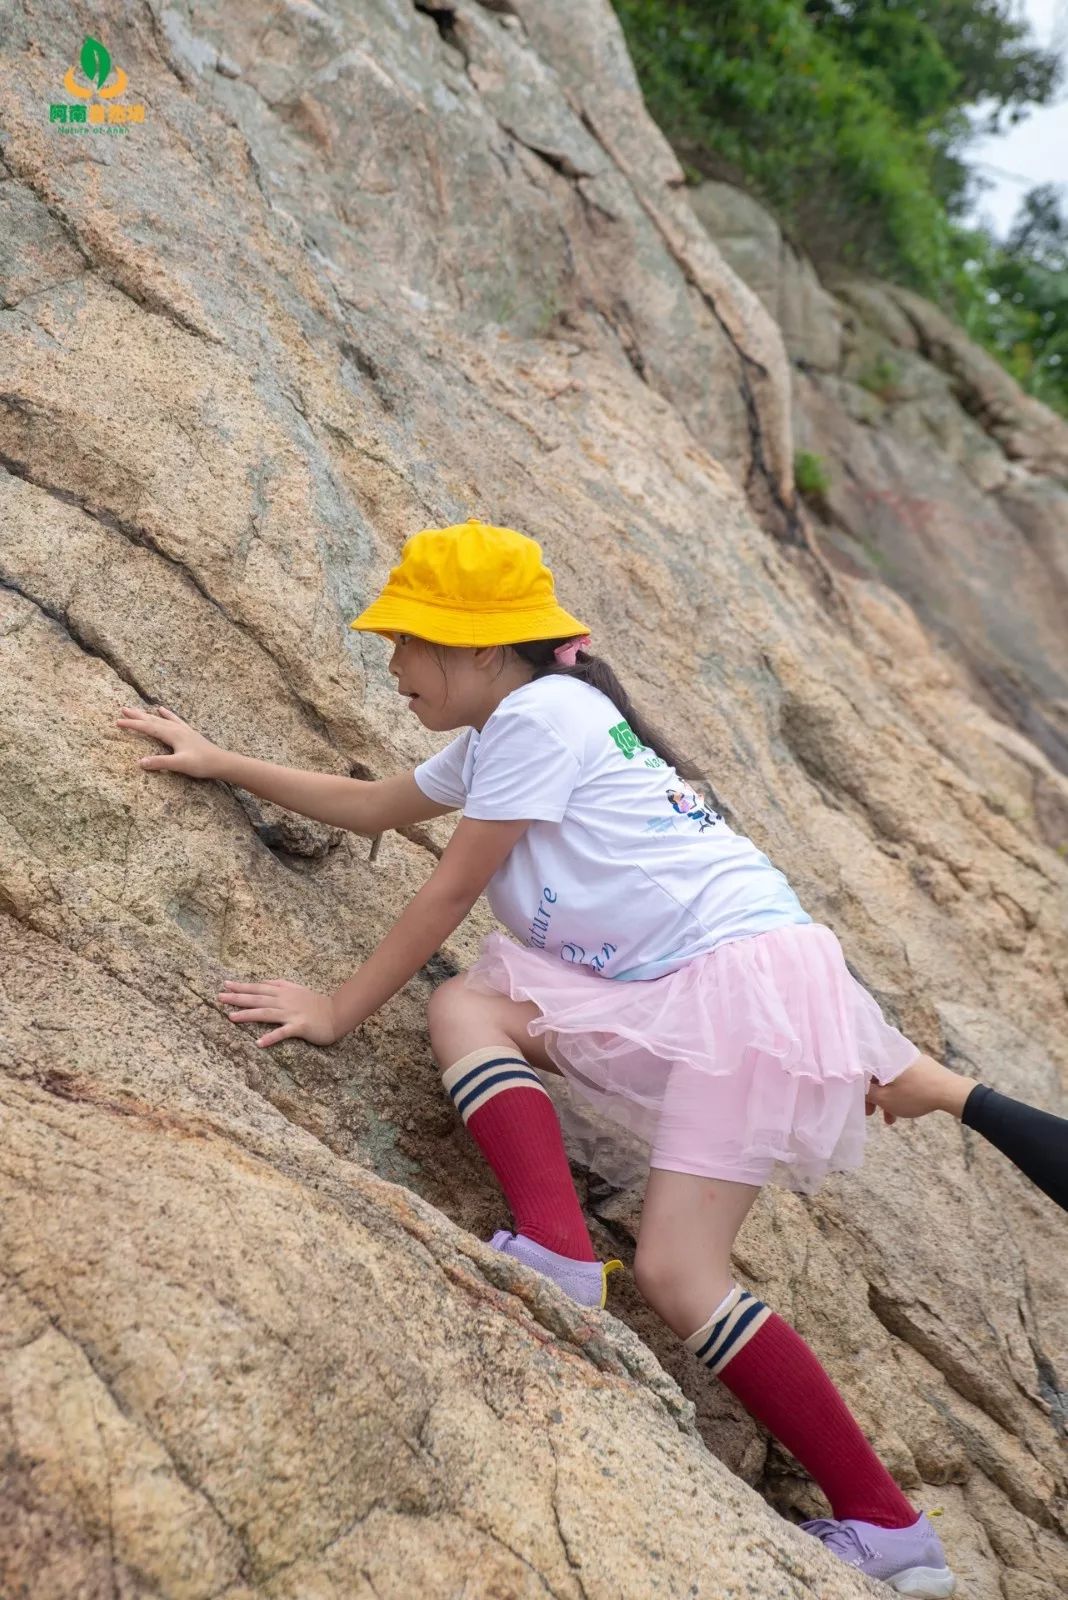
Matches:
[[1, 3, 1065, 1597], [692, 179, 1068, 783]]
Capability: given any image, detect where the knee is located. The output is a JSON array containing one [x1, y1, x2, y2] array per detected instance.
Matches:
[[633, 1244, 733, 1335], [634, 1256, 689, 1335], [632, 1246, 693, 1313], [425, 973, 470, 1036]]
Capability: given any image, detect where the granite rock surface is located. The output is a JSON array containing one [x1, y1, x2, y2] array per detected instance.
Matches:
[[1, 3, 1066, 1596]]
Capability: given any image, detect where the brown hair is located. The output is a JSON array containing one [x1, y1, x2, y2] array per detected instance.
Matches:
[[417, 630, 726, 817], [501, 635, 728, 819]]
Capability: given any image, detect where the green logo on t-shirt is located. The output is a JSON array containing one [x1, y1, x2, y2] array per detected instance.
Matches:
[[608, 718, 640, 759], [609, 718, 667, 768]]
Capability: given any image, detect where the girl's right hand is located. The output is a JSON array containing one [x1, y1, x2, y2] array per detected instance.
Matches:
[[114, 704, 223, 780]]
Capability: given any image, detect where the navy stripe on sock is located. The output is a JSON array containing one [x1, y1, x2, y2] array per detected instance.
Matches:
[[448, 1054, 535, 1101], [695, 1326, 722, 1363], [701, 1298, 768, 1370], [694, 1292, 749, 1361], [455, 1068, 544, 1117]]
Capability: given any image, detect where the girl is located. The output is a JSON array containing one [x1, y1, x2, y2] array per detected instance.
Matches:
[[116, 518, 961, 1596]]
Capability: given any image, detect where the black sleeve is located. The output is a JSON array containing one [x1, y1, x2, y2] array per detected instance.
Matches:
[[961, 1084, 1068, 1213]]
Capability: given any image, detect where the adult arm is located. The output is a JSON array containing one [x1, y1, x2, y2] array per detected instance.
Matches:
[[870, 1058, 1067, 1214], [961, 1084, 1068, 1213]]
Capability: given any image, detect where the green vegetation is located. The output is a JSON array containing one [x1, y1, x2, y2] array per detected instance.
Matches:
[[948, 185, 1068, 413], [856, 353, 904, 399], [611, 0, 1067, 415], [794, 449, 831, 498]]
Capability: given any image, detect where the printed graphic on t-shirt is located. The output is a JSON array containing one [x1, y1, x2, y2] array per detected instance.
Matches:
[[609, 717, 667, 768], [665, 784, 722, 830], [527, 885, 558, 950], [561, 939, 618, 974], [606, 714, 722, 836], [642, 783, 722, 834], [608, 718, 644, 760]]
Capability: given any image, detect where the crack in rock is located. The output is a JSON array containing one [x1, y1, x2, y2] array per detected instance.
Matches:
[[0, 438, 340, 753], [4, 170, 221, 345]]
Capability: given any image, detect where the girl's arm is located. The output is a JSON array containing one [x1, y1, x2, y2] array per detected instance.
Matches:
[[331, 813, 533, 1037], [114, 705, 456, 832], [215, 754, 456, 833]]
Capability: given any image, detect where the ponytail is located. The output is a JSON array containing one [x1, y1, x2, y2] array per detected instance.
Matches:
[[421, 631, 731, 822], [508, 636, 730, 822]]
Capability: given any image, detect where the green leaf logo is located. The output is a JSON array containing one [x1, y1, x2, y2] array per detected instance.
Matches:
[[79, 36, 111, 89]]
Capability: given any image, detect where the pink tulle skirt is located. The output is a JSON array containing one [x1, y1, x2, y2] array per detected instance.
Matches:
[[461, 921, 922, 1192]]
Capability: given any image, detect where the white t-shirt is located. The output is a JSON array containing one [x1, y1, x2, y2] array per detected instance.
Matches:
[[413, 675, 812, 982]]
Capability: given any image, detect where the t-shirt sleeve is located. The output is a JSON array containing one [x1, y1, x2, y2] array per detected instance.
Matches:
[[412, 730, 472, 808], [463, 710, 581, 823]]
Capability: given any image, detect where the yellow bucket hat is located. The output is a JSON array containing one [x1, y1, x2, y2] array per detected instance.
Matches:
[[348, 517, 590, 648]]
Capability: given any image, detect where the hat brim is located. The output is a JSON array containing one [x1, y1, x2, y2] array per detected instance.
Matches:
[[349, 595, 590, 647]]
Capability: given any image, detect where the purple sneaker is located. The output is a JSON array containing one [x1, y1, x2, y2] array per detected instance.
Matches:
[[800, 1513, 956, 1596], [488, 1230, 622, 1309]]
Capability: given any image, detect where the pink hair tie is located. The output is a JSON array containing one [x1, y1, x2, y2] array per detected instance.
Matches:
[[554, 634, 591, 666]]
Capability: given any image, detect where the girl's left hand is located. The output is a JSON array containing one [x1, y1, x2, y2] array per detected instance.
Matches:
[[865, 1086, 897, 1126], [217, 978, 339, 1048]]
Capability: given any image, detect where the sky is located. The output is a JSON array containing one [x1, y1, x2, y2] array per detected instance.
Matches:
[[960, 0, 1068, 239]]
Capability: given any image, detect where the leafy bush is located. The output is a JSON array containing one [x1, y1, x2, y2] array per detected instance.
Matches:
[[612, 0, 1066, 415], [794, 449, 831, 498], [946, 186, 1068, 412]]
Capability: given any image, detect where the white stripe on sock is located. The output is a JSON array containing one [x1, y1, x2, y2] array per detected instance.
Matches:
[[684, 1285, 743, 1355], [684, 1285, 773, 1374], [441, 1047, 549, 1125], [455, 1071, 548, 1123]]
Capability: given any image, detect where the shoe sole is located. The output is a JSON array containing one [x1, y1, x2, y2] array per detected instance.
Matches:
[[889, 1567, 956, 1597]]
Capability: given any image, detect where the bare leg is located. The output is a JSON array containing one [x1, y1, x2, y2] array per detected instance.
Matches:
[[634, 1169, 919, 1531], [426, 976, 563, 1076], [633, 1168, 761, 1336], [427, 975, 595, 1262]]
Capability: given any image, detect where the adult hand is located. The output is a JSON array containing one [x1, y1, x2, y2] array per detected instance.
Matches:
[[114, 704, 223, 780], [217, 977, 340, 1048]]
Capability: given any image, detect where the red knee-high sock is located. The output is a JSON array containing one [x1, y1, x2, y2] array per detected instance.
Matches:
[[442, 1045, 596, 1261], [685, 1285, 917, 1528]]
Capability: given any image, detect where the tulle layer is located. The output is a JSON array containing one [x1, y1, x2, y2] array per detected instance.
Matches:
[[461, 922, 922, 1192]]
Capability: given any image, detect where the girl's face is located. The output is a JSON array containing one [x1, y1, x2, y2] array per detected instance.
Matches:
[[386, 631, 532, 732]]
